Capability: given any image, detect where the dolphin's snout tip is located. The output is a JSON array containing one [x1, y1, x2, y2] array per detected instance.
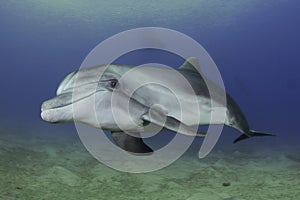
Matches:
[[41, 98, 55, 112], [40, 100, 59, 122], [41, 101, 48, 112], [40, 109, 61, 123], [40, 110, 50, 122], [40, 98, 74, 123]]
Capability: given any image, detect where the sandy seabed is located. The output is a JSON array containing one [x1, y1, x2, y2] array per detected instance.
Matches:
[[0, 126, 299, 200]]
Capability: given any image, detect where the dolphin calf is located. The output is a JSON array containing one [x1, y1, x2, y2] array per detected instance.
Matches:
[[41, 58, 274, 154]]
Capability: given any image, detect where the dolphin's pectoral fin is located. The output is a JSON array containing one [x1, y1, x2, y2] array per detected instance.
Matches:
[[142, 105, 206, 137], [111, 132, 153, 154]]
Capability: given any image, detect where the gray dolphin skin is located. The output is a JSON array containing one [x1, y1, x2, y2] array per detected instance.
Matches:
[[41, 58, 274, 154]]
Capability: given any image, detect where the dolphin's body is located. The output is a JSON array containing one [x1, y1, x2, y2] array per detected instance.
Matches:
[[41, 58, 274, 153]]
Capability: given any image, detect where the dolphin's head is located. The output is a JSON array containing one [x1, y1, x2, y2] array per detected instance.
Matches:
[[41, 64, 136, 129], [41, 64, 147, 132]]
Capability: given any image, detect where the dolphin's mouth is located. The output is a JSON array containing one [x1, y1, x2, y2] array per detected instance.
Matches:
[[41, 78, 104, 112], [40, 89, 98, 123], [41, 92, 95, 112], [41, 92, 73, 111]]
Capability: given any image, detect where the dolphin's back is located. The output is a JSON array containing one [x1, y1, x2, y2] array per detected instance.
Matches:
[[179, 68, 250, 131]]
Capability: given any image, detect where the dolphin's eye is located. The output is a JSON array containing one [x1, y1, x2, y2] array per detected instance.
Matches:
[[110, 79, 118, 88]]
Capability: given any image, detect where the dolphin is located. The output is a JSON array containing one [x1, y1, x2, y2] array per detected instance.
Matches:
[[41, 58, 274, 154]]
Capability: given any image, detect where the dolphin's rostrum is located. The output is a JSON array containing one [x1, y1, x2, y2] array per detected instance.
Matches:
[[41, 58, 274, 154]]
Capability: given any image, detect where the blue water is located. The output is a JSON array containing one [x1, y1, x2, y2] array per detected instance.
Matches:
[[0, 0, 299, 146]]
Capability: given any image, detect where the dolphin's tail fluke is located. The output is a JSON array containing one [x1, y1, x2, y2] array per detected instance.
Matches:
[[233, 130, 275, 143]]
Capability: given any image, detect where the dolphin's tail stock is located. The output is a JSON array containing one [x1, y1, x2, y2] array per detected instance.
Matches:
[[233, 130, 275, 143]]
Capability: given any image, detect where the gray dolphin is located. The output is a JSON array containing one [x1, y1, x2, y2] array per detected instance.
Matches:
[[41, 58, 274, 153]]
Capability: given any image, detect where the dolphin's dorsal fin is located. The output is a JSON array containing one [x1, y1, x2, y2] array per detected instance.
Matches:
[[179, 57, 200, 72]]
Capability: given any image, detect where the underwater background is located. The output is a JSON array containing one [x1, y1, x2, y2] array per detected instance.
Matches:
[[0, 0, 299, 199]]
